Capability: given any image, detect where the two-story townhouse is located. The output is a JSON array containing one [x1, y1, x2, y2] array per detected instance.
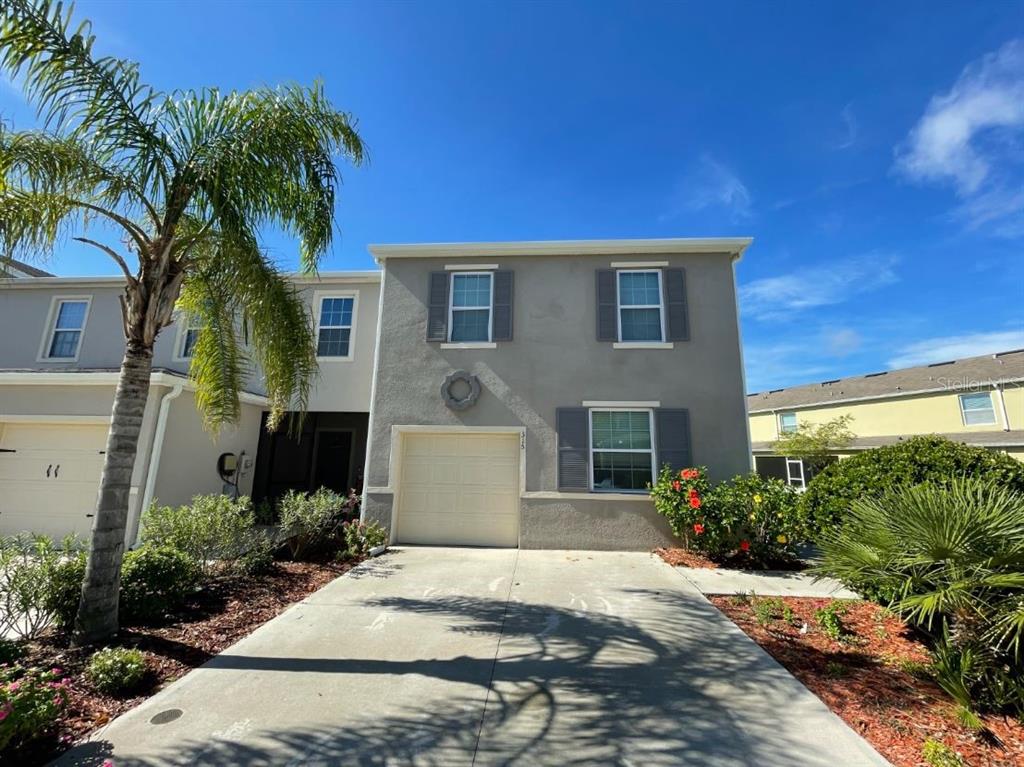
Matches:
[[360, 238, 752, 550], [0, 269, 380, 543], [1, 237, 753, 551], [749, 349, 1024, 487]]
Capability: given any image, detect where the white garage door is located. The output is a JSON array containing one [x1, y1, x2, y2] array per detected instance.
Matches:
[[0, 422, 107, 541], [395, 431, 520, 547]]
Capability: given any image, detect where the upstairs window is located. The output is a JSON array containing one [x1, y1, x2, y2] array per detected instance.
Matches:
[[617, 270, 664, 342], [316, 295, 355, 358], [779, 412, 798, 434], [959, 392, 996, 426], [177, 314, 203, 359], [449, 272, 492, 343], [44, 298, 89, 360], [590, 409, 655, 492]]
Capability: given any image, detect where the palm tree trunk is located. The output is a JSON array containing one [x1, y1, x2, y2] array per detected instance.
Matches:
[[74, 341, 153, 643]]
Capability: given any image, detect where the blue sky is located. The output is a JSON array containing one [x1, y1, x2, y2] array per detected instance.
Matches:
[[2, 0, 1023, 392]]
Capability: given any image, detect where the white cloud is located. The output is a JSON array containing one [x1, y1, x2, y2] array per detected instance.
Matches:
[[743, 342, 833, 393], [661, 154, 752, 222], [895, 39, 1024, 235], [835, 103, 858, 150], [822, 327, 862, 357], [739, 253, 899, 321], [888, 329, 1024, 368]]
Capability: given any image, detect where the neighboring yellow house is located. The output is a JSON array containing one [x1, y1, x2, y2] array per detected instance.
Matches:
[[748, 349, 1024, 487]]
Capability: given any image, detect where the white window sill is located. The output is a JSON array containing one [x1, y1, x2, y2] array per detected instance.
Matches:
[[523, 491, 653, 502], [316, 356, 355, 363], [612, 342, 674, 350], [440, 342, 497, 349]]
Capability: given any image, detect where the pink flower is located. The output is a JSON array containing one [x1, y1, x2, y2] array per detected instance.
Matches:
[[0, 705, 10, 722], [102, 761, 116, 767], [51, 667, 62, 676], [7, 681, 20, 692], [53, 694, 63, 706]]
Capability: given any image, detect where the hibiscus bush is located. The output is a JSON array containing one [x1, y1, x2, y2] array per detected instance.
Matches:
[[650, 466, 802, 566], [0, 665, 69, 754]]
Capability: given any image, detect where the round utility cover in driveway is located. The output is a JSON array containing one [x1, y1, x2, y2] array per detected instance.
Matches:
[[395, 431, 519, 547]]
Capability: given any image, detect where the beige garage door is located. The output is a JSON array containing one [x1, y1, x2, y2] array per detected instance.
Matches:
[[0, 422, 106, 541], [395, 431, 520, 547]]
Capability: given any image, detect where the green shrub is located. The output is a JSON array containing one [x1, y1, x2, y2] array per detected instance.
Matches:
[[0, 666, 68, 753], [278, 488, 355, 559], [751, 597, 784, 626], [800, 435, 1024, 536], [41, 552, 87, 630], [85, 648, 147, 696], [650, 467, 802, 565], [814, 601, 848, 642], [0, 535, 81, 639], [141, 494, 258, 576], [341, 520, 388, 558], [120, 546, 200, 624], [814, 479, 1024, 719], [922, 738, 965, 767], [236, 532, 277, 576], [0, 639, 24, 666]]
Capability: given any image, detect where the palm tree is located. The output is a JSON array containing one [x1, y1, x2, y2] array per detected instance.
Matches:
[[0, 0, 364, 642]]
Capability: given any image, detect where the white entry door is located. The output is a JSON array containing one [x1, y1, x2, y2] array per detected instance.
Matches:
[[0, 422, 107, 540], [395, 431, 520, 547]]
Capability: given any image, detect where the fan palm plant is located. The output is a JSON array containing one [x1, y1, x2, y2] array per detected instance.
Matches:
[[0, 0, 364, 641], [814, 479, 1024, 718]]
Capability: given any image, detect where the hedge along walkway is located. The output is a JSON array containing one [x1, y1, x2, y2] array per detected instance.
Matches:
[[673, 567, 859, 598]]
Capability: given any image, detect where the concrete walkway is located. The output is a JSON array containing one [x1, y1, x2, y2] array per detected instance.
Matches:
[[57, 548, 886, 766], [675, 566, 859, 599]]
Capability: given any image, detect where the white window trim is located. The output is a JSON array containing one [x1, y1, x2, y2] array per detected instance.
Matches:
[[785, 457, 805, 489], [447, 270, 493, 344], [313, 290, 359, 362], [587, 407, 656, 494], [778, 412, 798, 434], [615, 269, 665, 345], [440, 342, 497, 350], [37, 295, 92, 362], [172, 311, 203, 362], [958, 391, 997, 427]]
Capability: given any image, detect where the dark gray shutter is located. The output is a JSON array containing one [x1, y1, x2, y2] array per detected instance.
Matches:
[[663, 268, 689, 342], [492, 270, 514, 342], [655, 408, 692, 473], [556, 407, 590, 490], [596, 269, 617, 342], [426, 271, 450, 342]]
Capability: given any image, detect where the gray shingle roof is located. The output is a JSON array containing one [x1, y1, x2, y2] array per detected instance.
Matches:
[[0, 258, 55, 278], [752, 429, 1024, 453], [748, 349, 1024, 412]]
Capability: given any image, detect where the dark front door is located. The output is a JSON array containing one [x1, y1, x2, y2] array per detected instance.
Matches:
[[313, 429, 354, 495]]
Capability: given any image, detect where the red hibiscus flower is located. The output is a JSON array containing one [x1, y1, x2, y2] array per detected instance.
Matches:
[[680, 468, 699, 480], [739, 541, 751, 552], [689, 495, 701, 509], [671, 480, 682, 491], [693, 523, 705, 535]]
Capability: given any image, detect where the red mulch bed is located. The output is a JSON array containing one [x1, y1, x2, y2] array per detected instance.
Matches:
[[11, 558, 360, 765], [711, 595, 1024, 767], [655, 546, 806, 571], [655, 546, 720, 568]]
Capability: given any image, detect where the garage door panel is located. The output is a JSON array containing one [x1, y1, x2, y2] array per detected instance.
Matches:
[[396, 432, 520, 548], [397, 511, 518, 548], [1, 423, 107, 541]]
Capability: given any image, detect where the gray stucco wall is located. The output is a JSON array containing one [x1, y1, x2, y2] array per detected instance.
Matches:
[[365, 251, 750, 550]]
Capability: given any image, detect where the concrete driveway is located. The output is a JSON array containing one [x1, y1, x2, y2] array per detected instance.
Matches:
[[58, 548, 887, 766]]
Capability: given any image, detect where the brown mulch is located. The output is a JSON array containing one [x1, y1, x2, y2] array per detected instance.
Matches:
[[13, 558, 360, 765], [655, 546, 720, 568], [710, 595, 1024, 767], [654, 546, 806, 571]]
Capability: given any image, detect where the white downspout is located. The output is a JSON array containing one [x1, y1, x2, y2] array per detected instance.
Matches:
[[135, 384, 183, 545]]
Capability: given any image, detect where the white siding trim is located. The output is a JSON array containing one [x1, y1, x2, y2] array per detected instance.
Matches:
[[582, 400, 661, 408], [612, 342, 674, 350], [444, 263, 500, 271], [610, 260, 669, 268]]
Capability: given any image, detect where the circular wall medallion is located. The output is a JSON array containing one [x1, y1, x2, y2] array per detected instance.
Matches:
[[441, 370, 481, 411]]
